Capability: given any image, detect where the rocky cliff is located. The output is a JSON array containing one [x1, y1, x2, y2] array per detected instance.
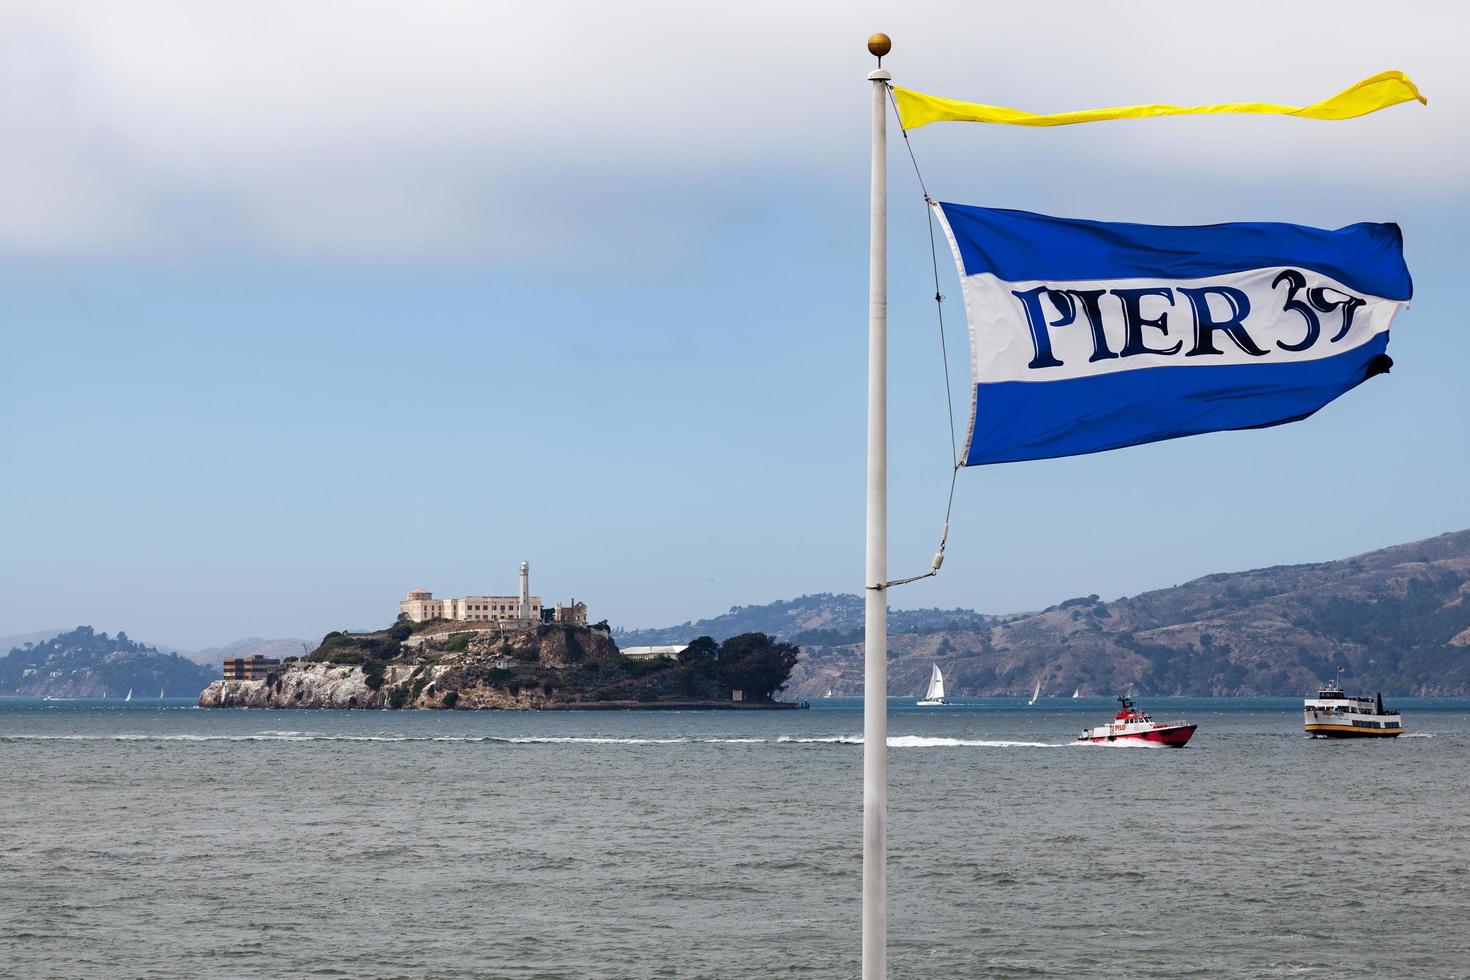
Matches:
[[201, 661, 564, 709]]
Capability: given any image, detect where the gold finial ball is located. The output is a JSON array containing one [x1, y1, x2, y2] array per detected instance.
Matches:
[[867, 33, 892, 59]]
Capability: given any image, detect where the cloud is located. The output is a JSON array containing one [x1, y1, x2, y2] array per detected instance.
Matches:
[[0, 0, 1461, 262]]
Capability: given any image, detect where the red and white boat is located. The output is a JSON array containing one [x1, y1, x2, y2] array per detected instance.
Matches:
[[1077, 695, 1196, 748]]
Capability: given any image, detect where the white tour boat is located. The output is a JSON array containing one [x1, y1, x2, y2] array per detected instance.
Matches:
[[1304, 682, 1403, 737], [917, 664, 948, 706]]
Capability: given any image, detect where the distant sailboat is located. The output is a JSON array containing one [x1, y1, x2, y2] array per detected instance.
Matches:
[[159, 687, 165, 699], [1072, 688, 1080, 699], [125, 689, 133, 702], [917, 664, 949, 706], [1028, 678, 1041, 706], [823, 685, 835, 698]]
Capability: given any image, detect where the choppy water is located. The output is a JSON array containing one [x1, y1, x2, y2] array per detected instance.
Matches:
[[3, 697, 1468, 979]]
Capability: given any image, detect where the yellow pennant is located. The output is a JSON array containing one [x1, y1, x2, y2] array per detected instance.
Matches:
[[891, 70, 1426, 129]]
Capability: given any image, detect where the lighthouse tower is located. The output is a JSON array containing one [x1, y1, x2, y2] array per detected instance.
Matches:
[[518, 561, 531, 621]]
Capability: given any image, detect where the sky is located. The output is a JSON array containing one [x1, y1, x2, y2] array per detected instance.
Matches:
[[1, 1, 1467, 650]]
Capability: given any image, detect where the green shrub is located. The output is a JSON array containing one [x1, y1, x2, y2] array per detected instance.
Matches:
[[441, 690, 459, 708], [386, 685, 409, 709], [624, 658, 666, 679], [563, 627, 585, 663], [363, 661, 386, 690]]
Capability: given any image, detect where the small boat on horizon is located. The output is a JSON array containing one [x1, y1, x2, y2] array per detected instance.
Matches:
[[125, 688, 133, 702], [1077, 695, 1196, 748], [823, 685, 834, 698], [1028, 677, 1041, 706], [1071, 688, 1080, 699], [917, 664, 948, 706]]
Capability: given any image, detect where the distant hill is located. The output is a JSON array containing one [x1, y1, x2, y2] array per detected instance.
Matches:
[[615, 594, 991, 647], [622, 530, 1470, 698], [0, 629, 68, 654], [0, 629, 312, 670], [0, 626, 220, 698]]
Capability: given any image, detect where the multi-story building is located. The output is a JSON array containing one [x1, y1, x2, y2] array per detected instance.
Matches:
[[399, 562, 585, 627], [552, 601, 589, 626], [223, 655, 281, 680]]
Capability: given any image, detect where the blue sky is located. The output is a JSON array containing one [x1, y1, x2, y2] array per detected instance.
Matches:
[[1, 2, 1466, 649]]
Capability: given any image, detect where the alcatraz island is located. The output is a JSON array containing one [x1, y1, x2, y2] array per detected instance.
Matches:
[[200, 563, 802, 710]]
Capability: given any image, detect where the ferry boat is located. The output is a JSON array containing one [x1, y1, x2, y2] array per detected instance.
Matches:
[[1303, 683, 1403, 738], [1077, 695, 1196, 747]]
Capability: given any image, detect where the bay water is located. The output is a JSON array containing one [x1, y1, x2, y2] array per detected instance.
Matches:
[[3, 697, 1467, 978]]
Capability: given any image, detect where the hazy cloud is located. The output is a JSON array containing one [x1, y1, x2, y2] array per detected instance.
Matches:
[[0, 0, 1462, 262]]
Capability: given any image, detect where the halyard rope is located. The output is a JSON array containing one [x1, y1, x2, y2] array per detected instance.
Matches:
[[879, 83, 961, 590]]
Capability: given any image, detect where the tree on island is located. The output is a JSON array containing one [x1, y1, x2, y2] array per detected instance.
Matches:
[[678, 632, 799, 702]]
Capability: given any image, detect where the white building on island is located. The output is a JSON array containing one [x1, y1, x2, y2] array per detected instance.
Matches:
[[399, 562, 588, 627]]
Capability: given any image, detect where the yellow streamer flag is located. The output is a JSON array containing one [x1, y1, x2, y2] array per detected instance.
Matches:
[[891, 70, 1426, 129]]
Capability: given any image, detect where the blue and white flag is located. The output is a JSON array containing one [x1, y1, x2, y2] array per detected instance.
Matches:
[[933, 203, 1412, 465]]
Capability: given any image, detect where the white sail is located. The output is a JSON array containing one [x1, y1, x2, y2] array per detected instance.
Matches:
[[925, 664, 945, 701], [124, 689, 132, 702], [1028, 678, 1041, 705], [1072, 688, 1080, 698], [159, 687, 165, 699]]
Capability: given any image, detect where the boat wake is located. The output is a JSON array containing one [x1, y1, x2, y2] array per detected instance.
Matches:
[[777, 735, 1061, 748]]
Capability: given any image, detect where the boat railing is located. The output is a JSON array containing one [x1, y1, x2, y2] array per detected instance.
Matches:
[[1115, 718, 1191, 729], [1305, 704, 1400, 717]]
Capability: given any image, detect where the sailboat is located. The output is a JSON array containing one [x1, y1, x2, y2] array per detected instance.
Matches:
[[917, 664, 948, 706], [1072, 688, 1080, 699], [823, 685, 835, 698], [159, 687, 166, 699], [1028, 677, 1041, 706], [125, 688, 133, 702]]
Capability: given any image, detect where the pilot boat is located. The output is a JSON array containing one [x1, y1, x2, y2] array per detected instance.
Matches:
[[1304, 682, 1403, 737], [1077, 695, 1196, 747]]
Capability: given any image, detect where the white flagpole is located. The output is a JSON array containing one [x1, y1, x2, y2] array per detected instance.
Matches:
[[863, 32, 891, 980]]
